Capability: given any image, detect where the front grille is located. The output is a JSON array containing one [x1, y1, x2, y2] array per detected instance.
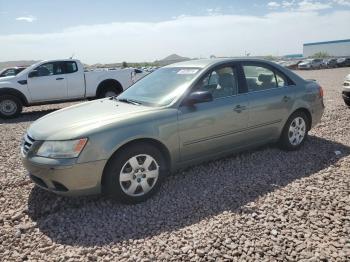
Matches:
[[22, 134, 35, 155]]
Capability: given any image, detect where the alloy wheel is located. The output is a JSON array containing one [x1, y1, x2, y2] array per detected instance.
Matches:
[[288, 117, 306, 146], [0, 99, 17, 116]]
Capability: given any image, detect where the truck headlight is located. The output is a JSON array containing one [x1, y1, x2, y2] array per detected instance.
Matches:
[[36, 138, 88, 159]]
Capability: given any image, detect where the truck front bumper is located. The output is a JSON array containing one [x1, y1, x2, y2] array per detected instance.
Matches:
[[22, 156, 107, 196]]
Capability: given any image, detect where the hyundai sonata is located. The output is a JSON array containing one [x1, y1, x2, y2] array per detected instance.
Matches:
[[22, 58, 324, 203]]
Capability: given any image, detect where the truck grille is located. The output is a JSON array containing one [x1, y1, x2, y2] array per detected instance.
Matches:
[[22, 134, 35, 155]]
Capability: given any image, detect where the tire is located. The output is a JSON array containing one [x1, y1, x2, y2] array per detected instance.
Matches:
[[102, 142, 166, 204], [0, 95, 23, 119], [99, 87, 120, 98], [279, 111, 309, 151], [344, 99, 350, 107]]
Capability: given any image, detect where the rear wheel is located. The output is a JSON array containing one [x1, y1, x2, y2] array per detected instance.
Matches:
[[100, 87, 120, 98], [103, 143, 166, 203], [0, 95, 22, 119], [279, 111, 309, 151]]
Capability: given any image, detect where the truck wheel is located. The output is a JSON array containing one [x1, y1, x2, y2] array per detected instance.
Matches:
[[99, 87, 120, 98], [102, 142, 166, 204], [0, 95, 23, 119]]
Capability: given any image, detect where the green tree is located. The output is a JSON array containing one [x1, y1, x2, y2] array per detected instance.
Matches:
[[265, 55, 278, 61], [122, 61, 128, 68], [311, 52, 329, 59]]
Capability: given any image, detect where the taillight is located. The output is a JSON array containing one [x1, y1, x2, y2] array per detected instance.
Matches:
[[319, 86, 324, 98]]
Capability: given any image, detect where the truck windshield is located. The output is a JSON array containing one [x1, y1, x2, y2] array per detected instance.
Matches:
[[118, 67, 201, 106]]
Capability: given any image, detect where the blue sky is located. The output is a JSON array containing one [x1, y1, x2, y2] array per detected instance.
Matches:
[[0, 0, 284, 34], [0, 0, 350, 63]]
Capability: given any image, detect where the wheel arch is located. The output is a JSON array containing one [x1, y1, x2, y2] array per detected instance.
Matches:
[[283, 107, 312, 132], [101, 137, 172, 187], [96, 79, 123, 97], [292, 108, 312, 130], [0, 88, 29, 106]]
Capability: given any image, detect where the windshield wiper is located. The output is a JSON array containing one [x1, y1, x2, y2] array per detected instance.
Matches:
[[117, 98, 142, 105]]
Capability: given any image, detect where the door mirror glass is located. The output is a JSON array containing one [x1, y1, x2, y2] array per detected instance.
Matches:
[[185, 90, 213, 105], [28, 70, 38, 78]]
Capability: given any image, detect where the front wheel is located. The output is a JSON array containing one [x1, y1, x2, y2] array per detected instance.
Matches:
[[0, 95, 23, 119], [102, 143, 166, 203], [279, 111, 309, 151]]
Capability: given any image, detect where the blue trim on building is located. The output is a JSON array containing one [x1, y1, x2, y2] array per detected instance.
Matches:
[[304, 39, 350, 46]]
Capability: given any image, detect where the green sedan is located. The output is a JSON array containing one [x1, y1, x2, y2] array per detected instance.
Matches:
[[21, 58, 324, 203]]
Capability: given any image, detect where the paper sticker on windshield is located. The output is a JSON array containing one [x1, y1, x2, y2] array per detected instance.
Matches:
[[177, 69, 199, 75]]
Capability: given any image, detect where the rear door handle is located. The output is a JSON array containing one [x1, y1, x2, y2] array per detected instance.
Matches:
[[283, 95, 291, 102], [233, 105, 246, 113], [56, 77, 64, 80]]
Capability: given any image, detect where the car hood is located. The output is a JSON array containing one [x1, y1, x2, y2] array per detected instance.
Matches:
[[28, 99, 157, 140], [299, 61, 311, 65], [345, 74, 350, 81]]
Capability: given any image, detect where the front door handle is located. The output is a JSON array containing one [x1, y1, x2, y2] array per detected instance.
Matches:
[[56, 77, 64, 80], [233, 105, 246, 113], [283, 95, 291, 102]]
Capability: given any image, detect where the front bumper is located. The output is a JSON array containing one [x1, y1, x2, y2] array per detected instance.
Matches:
[[22, 156, 107, 196]]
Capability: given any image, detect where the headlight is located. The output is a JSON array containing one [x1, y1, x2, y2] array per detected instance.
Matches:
[[36, 138, 88, 159]]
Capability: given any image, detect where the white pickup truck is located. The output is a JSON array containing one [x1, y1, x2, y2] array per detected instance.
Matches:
[[0, 59, 146, 118]]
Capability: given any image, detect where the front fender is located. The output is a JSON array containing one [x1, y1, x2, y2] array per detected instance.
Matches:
[[77, 108, 179, 167], [0, 86, 30, 105]]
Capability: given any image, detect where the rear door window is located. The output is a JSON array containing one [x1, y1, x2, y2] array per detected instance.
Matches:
[[243, 64, 293, 91], [243, 65, 277, 92]]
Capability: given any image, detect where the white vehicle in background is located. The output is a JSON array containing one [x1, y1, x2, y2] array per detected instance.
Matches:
[[0, 59, 145, 118], [0, 66, 27, 77], [342, 73, 350, 107]]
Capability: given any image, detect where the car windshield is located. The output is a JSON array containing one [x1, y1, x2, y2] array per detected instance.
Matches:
[[118, 67, 201, 106]]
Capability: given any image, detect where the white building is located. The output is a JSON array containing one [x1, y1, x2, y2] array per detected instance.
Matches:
[[303, 39, 350, 57]]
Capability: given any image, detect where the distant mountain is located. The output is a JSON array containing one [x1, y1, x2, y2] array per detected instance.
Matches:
[[88, 62, 122, 69], [155, 54, 190, 66], [161, 54, 189, 61], [0, 60, 38, 70]]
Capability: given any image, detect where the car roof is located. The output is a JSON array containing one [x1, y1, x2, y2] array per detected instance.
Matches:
[[164, 58, 278, 69], [39, 59, 79, 63]]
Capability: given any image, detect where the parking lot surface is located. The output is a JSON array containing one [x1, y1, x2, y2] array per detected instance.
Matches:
[[0, 68, 349, 261]]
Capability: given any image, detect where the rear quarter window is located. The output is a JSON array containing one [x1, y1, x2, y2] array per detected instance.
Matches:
[[64, 62, 78, 74]]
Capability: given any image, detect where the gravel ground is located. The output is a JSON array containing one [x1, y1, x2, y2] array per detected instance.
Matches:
[[1, 68, 349, 261]]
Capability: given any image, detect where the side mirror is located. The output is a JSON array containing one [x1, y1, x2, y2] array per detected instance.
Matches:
[[28, 70, 38, 78], [185, 90, 213, 105]]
